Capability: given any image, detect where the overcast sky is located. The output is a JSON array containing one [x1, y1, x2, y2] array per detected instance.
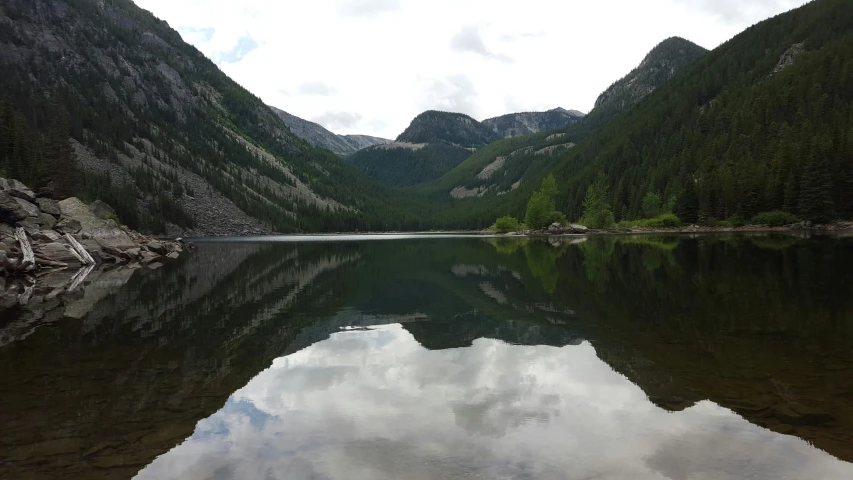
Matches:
[[133, 0, 808, 139]]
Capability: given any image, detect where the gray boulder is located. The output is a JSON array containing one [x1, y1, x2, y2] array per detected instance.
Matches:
[[145, 240, 166, 254], [38, 213, 57, 230], [0, 191, 30, 223], [34, 243, 81, 266], [55, 217, 82, 234], [567, 224, 589, 234], [89, 200, 116, 220], [548, 222, 563, 233], [58, 197, 135, 249], [6, 179, 36, 202], [36, 198, 62, 217], [13, 197, 41, 218], [0, 178, 9, 191], [33, 230, 62, 243], [16, 217, 43, 236]]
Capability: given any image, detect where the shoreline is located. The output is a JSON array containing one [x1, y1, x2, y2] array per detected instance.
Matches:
[[185, 222, 853, 241]]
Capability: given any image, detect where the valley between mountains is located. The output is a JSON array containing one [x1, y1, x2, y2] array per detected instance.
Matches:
[[0, 0, 851, 235]]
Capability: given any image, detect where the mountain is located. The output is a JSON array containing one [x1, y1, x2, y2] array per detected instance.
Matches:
[[347, 142, 471, 188], [584, 37, 708, 125], [482, 107, 586, 138], [0, 0, 413, 235], [346, 110, 502, 187], [417, 38, 707, 207], [543, 0, 853, 224], [417, 0, 853, 230], [397, 111, 500, 148], [269, 106, 390, 156]]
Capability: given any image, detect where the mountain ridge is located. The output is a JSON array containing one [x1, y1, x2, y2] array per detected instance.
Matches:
[[269, 106, 390, 156]]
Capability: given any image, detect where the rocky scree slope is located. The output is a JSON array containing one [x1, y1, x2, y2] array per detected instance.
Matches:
[[0, 0, 392, 235], [482, 108, 586, 138], [269, 106, 390, 156]]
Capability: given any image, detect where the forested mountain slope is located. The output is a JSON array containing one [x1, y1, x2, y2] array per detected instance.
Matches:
[[584, 37, 708, 126], [0, 0, 410, 234], [548, 0, 853, 224], [269, 106, 390, 156], [423, 36, 707, 204], [397, 111, 500, 147], [347, 110, 501, 188]]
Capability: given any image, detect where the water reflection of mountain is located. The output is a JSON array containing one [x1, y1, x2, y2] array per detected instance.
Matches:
[[1, 235, 852, 478], [556, 236, 853, 464]]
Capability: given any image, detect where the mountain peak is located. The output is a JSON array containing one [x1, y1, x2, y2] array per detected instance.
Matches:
[[588, 36, 707, 123], [397, 111, 498, 148]]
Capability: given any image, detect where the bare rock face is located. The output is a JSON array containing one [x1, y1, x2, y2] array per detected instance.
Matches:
[[773, 43, 806, 75], [58, 198, 136, 249]]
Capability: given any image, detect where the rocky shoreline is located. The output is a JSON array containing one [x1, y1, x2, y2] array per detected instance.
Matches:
[[1, 178, 186, 305], [494, 221, 853, 237]]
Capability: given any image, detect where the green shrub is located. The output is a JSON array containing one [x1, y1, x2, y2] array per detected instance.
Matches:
[[644, 213, 682, 228], [493, 215, 522, 233], [751, 211, 799, 226], [582, 210, 615, 229], [617, 213, 681, 229], [726, 214, 747, 227]]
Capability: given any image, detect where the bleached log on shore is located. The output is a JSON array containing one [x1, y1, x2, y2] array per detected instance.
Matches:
[[64, 233, 95, 266], [14, 227, 35, 273]]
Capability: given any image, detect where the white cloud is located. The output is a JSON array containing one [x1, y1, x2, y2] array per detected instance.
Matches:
[[451, 25, 513, 63], [133, 0, 810, 138], [312, 111, 363, 130], [298, 80, 338, 96]]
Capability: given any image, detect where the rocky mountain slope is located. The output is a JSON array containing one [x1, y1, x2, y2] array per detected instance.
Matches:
[[482, 107, 586, 138], [269, 106, 390, 156], [585, 37, 708, 125], [397, 111, 500, 148], [0, 0, 404, 235]]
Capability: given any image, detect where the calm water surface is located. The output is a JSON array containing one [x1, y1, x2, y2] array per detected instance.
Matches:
[[2, 235, 853, 479]]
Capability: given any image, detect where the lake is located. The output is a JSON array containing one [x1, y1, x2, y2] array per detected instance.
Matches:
[[2, 234, 853, 479]]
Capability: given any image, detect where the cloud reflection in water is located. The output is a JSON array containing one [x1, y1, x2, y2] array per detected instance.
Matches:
[[136, 323, 853, 480]]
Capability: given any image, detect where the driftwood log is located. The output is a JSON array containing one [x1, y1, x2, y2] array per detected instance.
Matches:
[[2, 228, 37, 275], [64, 233, 95, 266]]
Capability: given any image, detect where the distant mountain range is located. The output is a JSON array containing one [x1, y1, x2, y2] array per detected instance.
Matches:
[[269, 107, 390, 156], [347, 108, 587, 187]]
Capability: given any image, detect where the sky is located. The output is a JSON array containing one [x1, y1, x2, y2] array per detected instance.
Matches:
[[132, 0, 809, 139]]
